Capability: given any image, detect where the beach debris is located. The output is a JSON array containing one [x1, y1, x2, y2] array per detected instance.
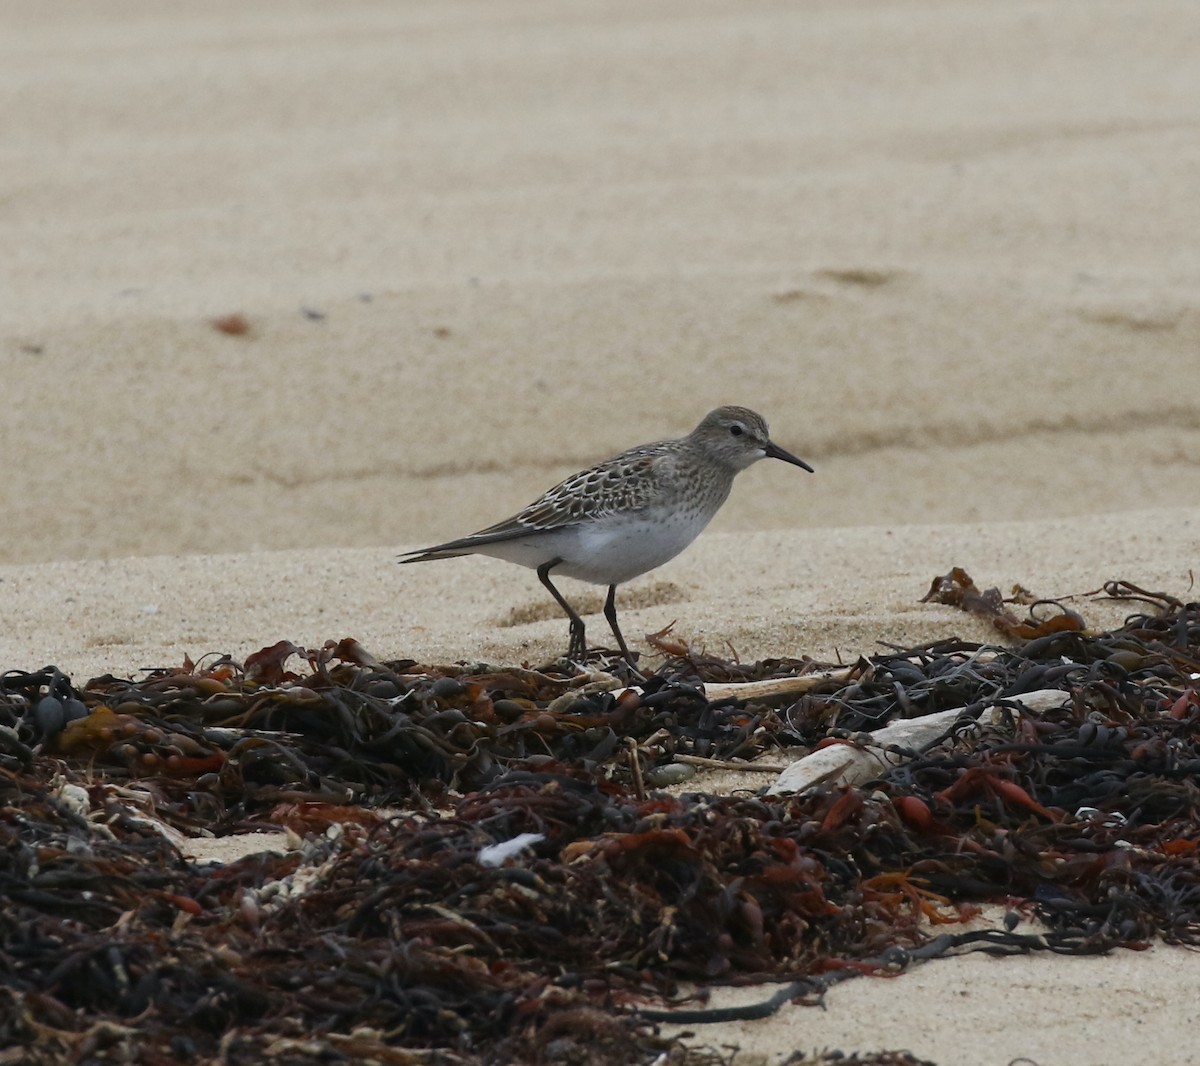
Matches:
[[769, 689, 1069, 795], [701, 667, 855, 704], [921, 566, 1085, 639], [477, 831, 545, 866], [2, 580, 1199, 1061], [209, 311, 251, 335], [784, 1051, 937, 1066]]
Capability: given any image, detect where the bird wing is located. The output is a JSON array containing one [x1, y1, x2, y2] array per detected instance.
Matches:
[[400, 443, 670, 560], [482, 444, 670, 534]]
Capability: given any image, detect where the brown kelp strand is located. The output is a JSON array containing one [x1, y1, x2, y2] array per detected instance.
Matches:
[[1, 580, 1200, 1063]]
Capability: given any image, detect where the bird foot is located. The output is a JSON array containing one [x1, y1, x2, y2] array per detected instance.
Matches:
[[561, 644, 644, 682]]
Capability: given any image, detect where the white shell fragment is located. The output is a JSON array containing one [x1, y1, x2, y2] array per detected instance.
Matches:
[[768, 688, 1069, 795], [477, 832, 546, 867]]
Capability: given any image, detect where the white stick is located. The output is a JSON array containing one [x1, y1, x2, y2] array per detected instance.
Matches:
[[701, 667, 856, 704]]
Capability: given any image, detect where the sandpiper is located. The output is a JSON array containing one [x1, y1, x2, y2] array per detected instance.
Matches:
[[399, 406, 812, 665]]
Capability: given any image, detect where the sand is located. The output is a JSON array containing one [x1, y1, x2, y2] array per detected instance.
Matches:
[[3, 1, 1200, 1062]]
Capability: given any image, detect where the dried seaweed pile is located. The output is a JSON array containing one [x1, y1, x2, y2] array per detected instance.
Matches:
[[2, 580, 1200, 1064]]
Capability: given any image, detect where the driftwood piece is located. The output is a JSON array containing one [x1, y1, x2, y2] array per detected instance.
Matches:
[[564, 667, 856, 710], [700, 667, 855, 705], [767, 688, 1068, 795]]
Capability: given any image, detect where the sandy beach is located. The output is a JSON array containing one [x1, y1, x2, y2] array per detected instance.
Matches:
[[4, 2, 1200, 1062]]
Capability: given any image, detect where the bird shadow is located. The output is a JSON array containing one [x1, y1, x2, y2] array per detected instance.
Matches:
[[493, 580, 686, 629]]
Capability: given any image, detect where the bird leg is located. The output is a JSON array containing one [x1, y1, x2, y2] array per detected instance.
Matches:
[[537, 560, 587, 661], [603, 584, 637, 667]]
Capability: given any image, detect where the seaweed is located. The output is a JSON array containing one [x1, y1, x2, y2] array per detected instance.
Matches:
[[2, 574, 1199, 1063]]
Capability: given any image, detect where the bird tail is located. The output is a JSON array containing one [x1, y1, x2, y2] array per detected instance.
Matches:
[[398, 547, 473, 564]]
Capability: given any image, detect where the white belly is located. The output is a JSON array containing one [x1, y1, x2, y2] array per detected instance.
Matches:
[[475, 509, 713, 586]]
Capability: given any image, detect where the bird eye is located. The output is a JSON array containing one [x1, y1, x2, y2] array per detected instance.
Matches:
[[729, 424, 745, 437]]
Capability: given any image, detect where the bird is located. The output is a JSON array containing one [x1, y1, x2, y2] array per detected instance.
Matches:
[[399, 406, 813, 665]]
